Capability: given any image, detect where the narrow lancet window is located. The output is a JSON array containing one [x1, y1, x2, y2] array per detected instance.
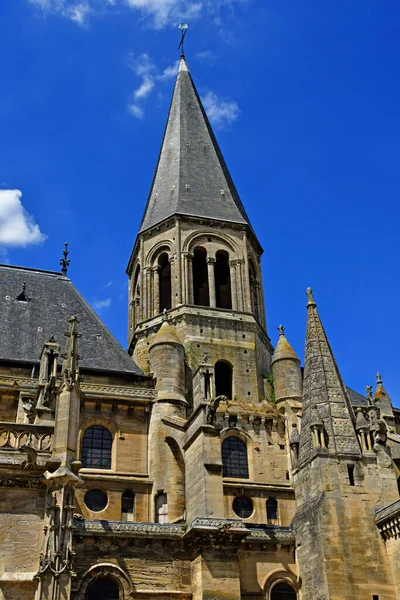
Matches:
[[215, 361, 233, 399], [266, 497, 278, 523], [215, 250, 232, 309], [193, 247, 209, 307], [121, 490, 135, 522], [155, 493, 168, 523], [158, 253, 172, 312]]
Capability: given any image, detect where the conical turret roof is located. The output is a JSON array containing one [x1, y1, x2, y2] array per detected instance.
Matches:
[[297, 288, 360, 468], [139, 57, 252, 233], [272, 326, 300, 364], [150, 320, 183, 348]]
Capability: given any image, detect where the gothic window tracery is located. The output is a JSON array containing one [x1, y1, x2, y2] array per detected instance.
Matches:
[[222, 436, 249, 478], [81, 425, 112, 469]]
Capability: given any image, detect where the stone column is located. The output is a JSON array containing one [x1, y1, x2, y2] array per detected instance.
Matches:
[[229, 260, 238, 310], [236, 259, 244, 311], [207, 257, 216, 308], [188, 254, 194, 304], [152, 266, 160, 316]]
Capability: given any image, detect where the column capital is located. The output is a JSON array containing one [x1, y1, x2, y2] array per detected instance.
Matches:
[[206, 257, 216, 265]]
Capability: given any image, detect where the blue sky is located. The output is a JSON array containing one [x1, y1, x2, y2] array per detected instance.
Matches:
[[1, 0, 399, 402]]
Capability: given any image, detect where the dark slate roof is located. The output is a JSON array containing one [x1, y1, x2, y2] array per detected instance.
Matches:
[[346, 386, 368, 407], [0, 265, 142, 375], [139, 57, 252, 233]]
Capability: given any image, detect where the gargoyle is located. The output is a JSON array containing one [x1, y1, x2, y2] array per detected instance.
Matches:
[[19, 444, 38, 469], [206, 395, 226, 425]]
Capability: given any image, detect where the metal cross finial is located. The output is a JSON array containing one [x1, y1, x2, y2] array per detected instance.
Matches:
[[277, 324, 285, 336], [376, 372, 383, 385], [178, 23, 189, 58], [60, 242, 70, 277]]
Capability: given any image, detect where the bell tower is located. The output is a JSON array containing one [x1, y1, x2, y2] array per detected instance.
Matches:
[[126, 56, 272, 408]]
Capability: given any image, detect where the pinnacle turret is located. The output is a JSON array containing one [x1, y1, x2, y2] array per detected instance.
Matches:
[[297, 288, 360, 468]]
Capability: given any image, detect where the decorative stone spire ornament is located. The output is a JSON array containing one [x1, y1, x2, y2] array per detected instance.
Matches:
[[60, 242, 70, 276], [61, 316, 81, 388], [306, 286, 316, 308], [297, 288, 361, 468]]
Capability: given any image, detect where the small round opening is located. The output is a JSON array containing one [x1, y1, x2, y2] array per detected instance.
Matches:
[[232, 496, 253, 518], [84, 489, 108, 512]]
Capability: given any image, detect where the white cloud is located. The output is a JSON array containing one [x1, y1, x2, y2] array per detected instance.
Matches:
[[93, 297, 112, 310], [127, 103, 144, 119], [0, 189, 47, 248], [202, 91, 240, 129], [134, 76, 154, 100], [196, 50, 216, 64], [28, 0, 244, 29], [28, 0, 92, 26], [157, 60, 180, 81], [127, 54, 178, 118]]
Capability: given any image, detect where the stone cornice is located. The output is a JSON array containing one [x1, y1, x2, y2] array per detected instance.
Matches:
[[74, 519, 184, 538], [80, 383, 155, 402], [376, 498, 400, 543], [73, 517, 295, 546], [0, 374, 156, 404]]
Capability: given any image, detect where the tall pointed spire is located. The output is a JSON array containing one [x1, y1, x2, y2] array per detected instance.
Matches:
[[297, 288, 360, 468], [139, 56, 252, 233]]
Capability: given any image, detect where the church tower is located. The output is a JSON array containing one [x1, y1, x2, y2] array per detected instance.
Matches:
[[127, 56, 272, 409]]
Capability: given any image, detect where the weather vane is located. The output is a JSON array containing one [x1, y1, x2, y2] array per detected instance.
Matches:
[[178, 23, 189, 58]]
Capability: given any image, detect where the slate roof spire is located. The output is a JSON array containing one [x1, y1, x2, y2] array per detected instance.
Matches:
[[297, 288, 361, 468], [138, 55, 253, 234]]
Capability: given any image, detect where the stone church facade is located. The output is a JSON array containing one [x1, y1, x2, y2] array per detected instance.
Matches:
[[1, 56, 400, 600]]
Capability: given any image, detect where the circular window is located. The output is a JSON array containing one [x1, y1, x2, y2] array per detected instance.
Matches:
[[232, 496, 253, 518], [84, 489, 108, 512]]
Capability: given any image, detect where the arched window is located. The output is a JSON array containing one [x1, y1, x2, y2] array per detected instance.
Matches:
[[215, 250, 232, 309], [86, 577, 119, 600], [266, 497, 278, 523], [222, 437, 249, 478], [249, 260, 260, 322], [215, 361, 233, 399], [155, 493, 168, 523], [270, 582, 297, 600], [158, 252, 171, 312], [81, 425, 112, 469], [121, 490, 135, 522], [193, 247, 209, 307]]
